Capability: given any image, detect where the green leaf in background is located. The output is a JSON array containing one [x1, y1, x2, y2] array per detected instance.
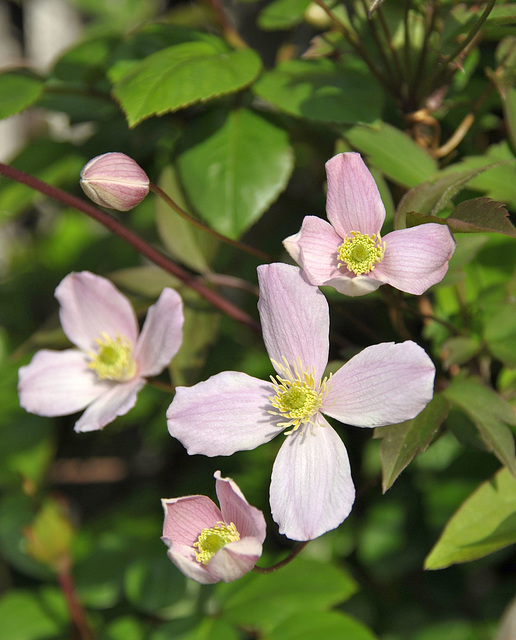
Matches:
[[446, 198, 516, 238], [103, 616, 147, 640], [0, 589, 67, 640], [254, 59, 383, 125], [443, 378, 516, 477], [156, 165, 219, 273], [258, 0, 311, 30], [0, 72, 44, 119], [425, 467, 516, 569], [267, 611, 378, 640], [110, 266, 182, 299], [176, 108, 294, 238], [112, 42, 262, 127], [374, 394, 449, 492], [217, 557, 357, 633], [151, 617, 239, 640], [440, 336, 482, 369], [345, 122, 438, 187], [484, 302, 516, 368]]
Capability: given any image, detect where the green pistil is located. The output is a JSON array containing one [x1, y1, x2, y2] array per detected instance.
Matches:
[[337, 230, 385, 276], [88, 332, 137, 381], [194, 522, 240, 565]]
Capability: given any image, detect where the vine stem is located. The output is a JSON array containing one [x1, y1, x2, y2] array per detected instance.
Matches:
[[253, 541, 309, 574], [58, 568, 96, 640], [0, 162, 261, 334]]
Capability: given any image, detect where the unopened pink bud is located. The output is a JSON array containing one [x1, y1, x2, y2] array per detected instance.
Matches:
[[80, 152, 150, 211]]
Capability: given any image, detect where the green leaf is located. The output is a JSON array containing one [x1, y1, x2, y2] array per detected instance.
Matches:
[[425, 467, 516, 569], [484, 302, 516, 367], [254, 59, 383, 125], [217, 557, 357, 633], [345, 122, 438, 187], [443, 378, 516, 476], [0, 590, 67, 640], [109, 266, 182, 298], [0, 72, 44, 119], [267, 611, 378, 640], [112, 42, 262, 127], [374, 395, 449, 492], [124, 555, 187, 614], [258, 0, 311, 30], [151, 618, 239, 640], [103, 616, 147, 640], [176, 108, 294, 238], [447, 198, 516, 238], [441, 336, 482, 369]]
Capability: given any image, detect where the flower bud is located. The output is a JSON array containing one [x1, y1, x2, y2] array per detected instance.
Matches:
[[80, 152, 149, 211]]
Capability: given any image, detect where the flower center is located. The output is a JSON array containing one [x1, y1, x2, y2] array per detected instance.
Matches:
[[193, 521, 240, 565], [269, 357, 331, 434], [87, 332, 137, 381], [337, 230, 386, 276]]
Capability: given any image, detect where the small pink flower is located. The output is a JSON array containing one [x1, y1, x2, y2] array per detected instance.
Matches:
[[19, 271, 183, 433], [80, 152, 149, 211], [283, 152, 456, 297], [167, 264, 436, 541], [161, 471, 266, 584]]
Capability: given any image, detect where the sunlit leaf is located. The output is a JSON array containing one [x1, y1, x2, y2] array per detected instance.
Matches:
[[267, 611, 378, 640], [0, 72, 44, 119], [258, 0, 311, 30], [0, 590, 67, 640]]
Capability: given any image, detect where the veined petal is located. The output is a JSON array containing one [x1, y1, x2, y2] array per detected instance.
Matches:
[[376, 224, 456, 295], [270, 418, 355, 541], [74, 378, 144, 432], [56, 271, 138, 352], [324, 341, 435, 427], [257, 263, 329, 380], [207, 537, 263, 583], [215, 471, 267, 543], [165, 543, 218, 584], [162, 496, 222, 546], [167, 372, 277, 456], [18, 349, 106, 416], [283, 216, 342, 286], [135, 288, 184, 377], [323, 274, 383, 297], [325, 153, 385, 237]]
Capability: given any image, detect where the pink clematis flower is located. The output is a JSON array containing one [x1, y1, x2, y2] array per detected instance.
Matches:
[[283, 152, 456, 297], [161, 471, 266, 584], [167, 263, 436, 541], [19, 271, 183, 433]]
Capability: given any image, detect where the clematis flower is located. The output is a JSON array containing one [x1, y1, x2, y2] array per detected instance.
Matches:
[[167, 263, 436, 541], [161, 471, 266, 584], [19, 271, 183, 433], [283, 152, 456, 297]]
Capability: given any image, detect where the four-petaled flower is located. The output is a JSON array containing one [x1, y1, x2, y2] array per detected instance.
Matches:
[[161, 471, 266, 584], [167, 264, 436, 541], [18, 271, 184, 433], [283, 152, 456, 297]]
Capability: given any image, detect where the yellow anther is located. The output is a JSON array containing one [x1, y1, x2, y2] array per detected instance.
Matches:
[[337, 230, 385, 276]]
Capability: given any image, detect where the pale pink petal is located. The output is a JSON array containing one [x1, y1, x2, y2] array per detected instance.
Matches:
[[167, 372, 278, 456], [206, 537, 263, 582], [135, 288, 184, 377], [283, 216, 342, 285], [161, 496, 222, 545], [270, 418, 355, 541], [375, 224, 456, 295], [18, 349, 106, 416], [215, 471, 267, 543], [323, 274, 384, 297], [257, 264, 329, 380], [56, 271, 138, 352], [325, 153, 385, 237], [165, 544, 218, 584], [74, 378, 144, 432], [323, 341, 435, 427]]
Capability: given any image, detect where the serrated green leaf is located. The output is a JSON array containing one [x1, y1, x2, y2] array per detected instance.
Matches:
[[267, 611, 378, 640], [254, 58, 383, 124], [374, 394, 448, 492], [0, 72, 44, 119], [112, 42, 262, 127], [345, 122, 438, 187], [484, 302, 516, 367], [447, 198, 516, 237], [0, 590, 67, 640], [217, 557, 357, 633], [425, 467, 516, 569], [176, 108, 293, 238], [258, 0, 311, 30], [443, 378, 516, 476]]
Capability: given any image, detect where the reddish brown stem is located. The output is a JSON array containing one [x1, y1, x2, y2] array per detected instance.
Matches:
[[0, 162, 261, 334], [253, 541, 309, 574], [58, 569, 95, 640]]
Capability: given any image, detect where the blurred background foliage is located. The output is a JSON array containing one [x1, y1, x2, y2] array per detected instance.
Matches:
[[0, 0, 516, 638]]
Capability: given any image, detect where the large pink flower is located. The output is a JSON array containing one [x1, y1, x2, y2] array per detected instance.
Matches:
[[19, 271, 183, 433], [283, 152, 456, 297], [161, 471, 266, 584], [167, 264, 436, 541]]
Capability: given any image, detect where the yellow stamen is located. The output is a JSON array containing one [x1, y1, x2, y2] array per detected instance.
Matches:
[[87, 332, 137, 381], [193, 521, 240, 565], [337, 230, 386, 276]]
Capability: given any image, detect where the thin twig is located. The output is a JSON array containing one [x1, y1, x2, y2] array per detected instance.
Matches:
[[58, 569, 96, 640], [253, 542, 309, 574]]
